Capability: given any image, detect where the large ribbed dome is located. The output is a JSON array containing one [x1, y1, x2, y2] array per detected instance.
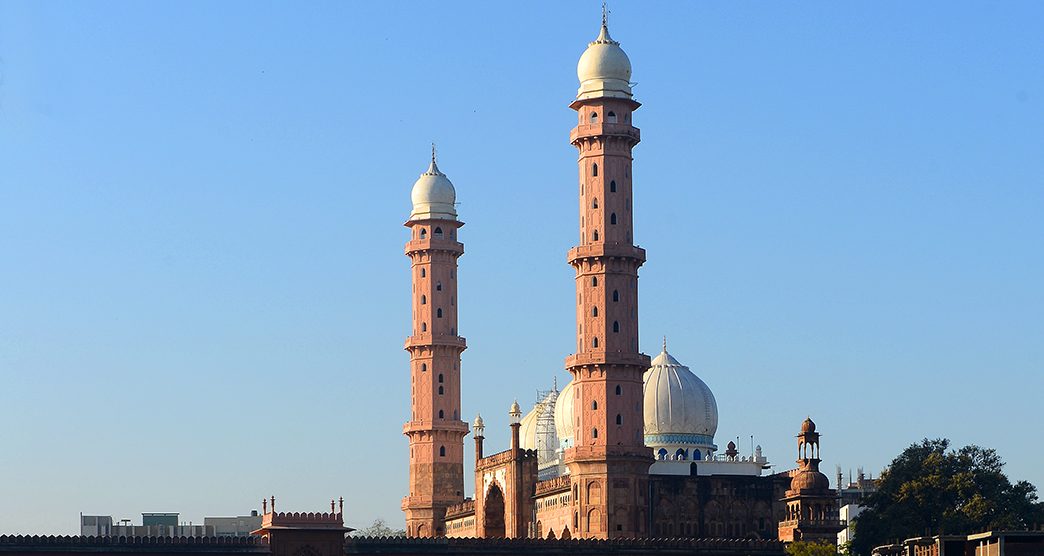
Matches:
[[643, 347, 718, 458], [576, 23, 632, 101], [409, 156, 457, 221], [553, 379, 576, 450]]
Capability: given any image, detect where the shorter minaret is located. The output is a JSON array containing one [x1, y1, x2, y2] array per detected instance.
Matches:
[[778, 417, 843, 544], [402, 149, 469, 538]]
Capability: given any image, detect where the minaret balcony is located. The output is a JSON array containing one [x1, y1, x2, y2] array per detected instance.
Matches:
[[565, 351, 651, 369], [570, 122, 641, 145], [404, 334, 467, 350], [567, 243, 646, 265], [404, 238, 464, 256]]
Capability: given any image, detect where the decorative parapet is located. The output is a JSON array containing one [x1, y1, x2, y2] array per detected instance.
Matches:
[[0, 535, 267, 553], [347, 536, 785, 555], [534, 476, 571, 497], [444, 499, 475, 520], [263, 511, 344, 530], [476, 448, 537, 470]]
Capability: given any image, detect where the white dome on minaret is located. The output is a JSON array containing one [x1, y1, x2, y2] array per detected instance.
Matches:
[[576, 15, 632, 101], [643, 342, 719, 460], [409, 148, 457, 221]]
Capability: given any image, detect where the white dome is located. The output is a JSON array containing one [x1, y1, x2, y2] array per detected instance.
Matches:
[[643, 348, 718, 453], [576, 24, 632, 101], [553, 380, 576, 450], [409, 157, 457, 221]]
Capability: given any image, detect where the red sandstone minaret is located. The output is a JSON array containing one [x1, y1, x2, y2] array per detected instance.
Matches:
[[401, 149, 468, 538], [563, 13, 652, 538]]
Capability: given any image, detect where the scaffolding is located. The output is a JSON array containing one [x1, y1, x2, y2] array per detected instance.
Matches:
[[534, 380, 561, 480]]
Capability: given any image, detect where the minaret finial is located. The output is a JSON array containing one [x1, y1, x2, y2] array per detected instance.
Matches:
[[431, 142, 437, 164], [663, 335, 667, 352], [602, 1, 608, 28]]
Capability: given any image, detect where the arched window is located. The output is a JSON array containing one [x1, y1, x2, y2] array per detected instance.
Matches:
[[421, 322, 427, 332], [420, 268, 426, 278], [591, 400, 598, 410], [592, 428, 598, 439], [439, 446, 446, 457], [610, 213, 617, 225], [590, 112, 598, 123], [612, 290, 619, 302], [615, 385, 622, 395], [421, 295, 427, 305], [592, 198, 598, 208], [676, 448, 687, 461], [592, 276, 598, 287], [592, 163, 598, 177], [436, 308, 443, 318], [438, 410, 444, 419], [438, 373, 444, 383], [438, 385, 444, 395], [592, 230, 599, 241], [610, 180, 616, 192], [694, 450, 702, 461], [592, 337, 599, 348], [613, 321, 620, 333], [436, 281, 442, 291], [658, 448, 668, 460], [451, 296, 455, 306], [592, 306, 598, 317], [607, 111, 617, 123], [434, 226, 443, 237], [454, 409, 458, 419], [419, 228, 427, 239], [421, 363, 427, 372], [616, 414, 622, 425]]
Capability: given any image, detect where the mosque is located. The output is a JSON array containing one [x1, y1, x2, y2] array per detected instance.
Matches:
[[399, 12, 842, 543]]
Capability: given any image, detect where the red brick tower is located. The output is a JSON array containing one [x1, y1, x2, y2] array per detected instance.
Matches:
[[402, 150, 468, 537], [564, 15, 652, 539]]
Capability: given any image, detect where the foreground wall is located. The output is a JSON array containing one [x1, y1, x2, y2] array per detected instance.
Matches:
[[346, 537, 785, 555]]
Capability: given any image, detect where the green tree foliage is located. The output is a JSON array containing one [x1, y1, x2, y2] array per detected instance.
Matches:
[[786, 540, 839, 556], [851, 439, 1044, 555], [351, 518, 405, 537]]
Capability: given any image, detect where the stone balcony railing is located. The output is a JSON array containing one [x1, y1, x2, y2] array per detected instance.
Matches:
[[778, 518, 845, 529], [570, 123, 641, 145], [403, 334, 467, 350], [567, 242, 646, 264], [403, 238, 464, 256]]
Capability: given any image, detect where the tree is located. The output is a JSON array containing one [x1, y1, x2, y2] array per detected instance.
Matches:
[[351, 518, 405, 537], [786, 540, 839, 556], [850, 439, 1044, 555]]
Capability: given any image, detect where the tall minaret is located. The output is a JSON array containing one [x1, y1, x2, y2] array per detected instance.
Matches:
[[564, 13, 652, 539], [401, 149, 468, 538]]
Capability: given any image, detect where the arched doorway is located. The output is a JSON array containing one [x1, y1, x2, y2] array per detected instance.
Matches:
[[484, 483, 506, 538]]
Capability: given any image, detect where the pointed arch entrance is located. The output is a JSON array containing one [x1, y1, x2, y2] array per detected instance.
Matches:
[[484, 483, 506, 538]]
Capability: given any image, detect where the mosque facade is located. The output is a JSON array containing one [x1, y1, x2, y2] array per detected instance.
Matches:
[[402, 15, 842, 543]]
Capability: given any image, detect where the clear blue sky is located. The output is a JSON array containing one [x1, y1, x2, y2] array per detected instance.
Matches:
[[1, 1, 1042, 535]]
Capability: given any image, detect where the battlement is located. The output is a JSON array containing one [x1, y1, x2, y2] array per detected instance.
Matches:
[[263, 511, 344, 529], [0, 535, 267, 553], [534, 476, 571, 497], [444, 499, 475, 519], [346, 536, 784, 555], [476, 448, 537, 469]]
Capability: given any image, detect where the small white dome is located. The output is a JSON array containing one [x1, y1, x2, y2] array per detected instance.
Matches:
[[643, 347, 718, 453], [576, 24, 632, 100], [409, 157, 457, 221]]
